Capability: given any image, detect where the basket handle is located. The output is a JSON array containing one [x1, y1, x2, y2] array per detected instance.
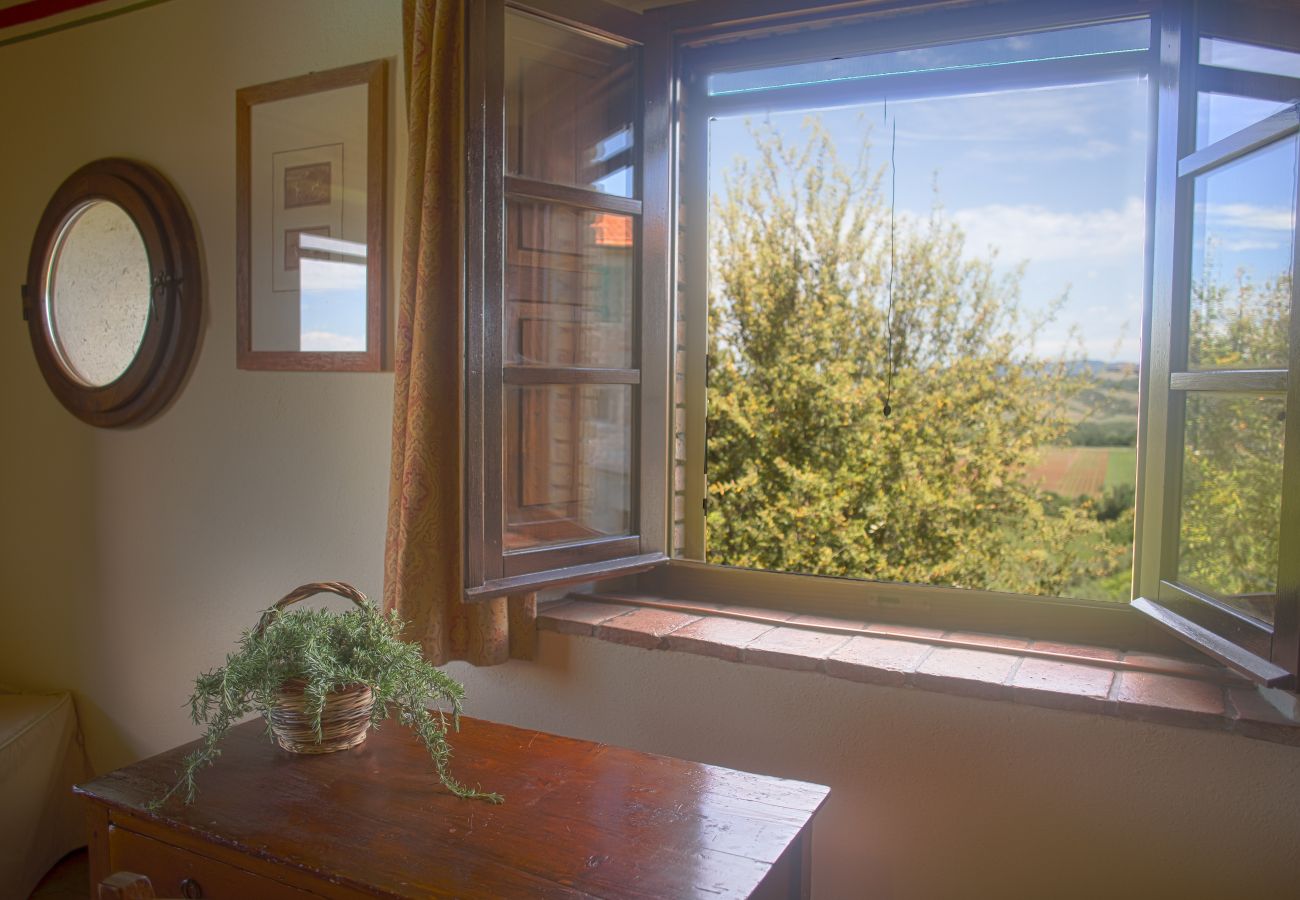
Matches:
[[254, 581, 372, 637]]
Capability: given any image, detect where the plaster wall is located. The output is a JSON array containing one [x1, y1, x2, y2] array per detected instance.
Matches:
[[1, 1, 1297, 897]]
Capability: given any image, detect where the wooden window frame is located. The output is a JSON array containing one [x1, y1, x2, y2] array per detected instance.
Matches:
[[464, 0, 672, 601]]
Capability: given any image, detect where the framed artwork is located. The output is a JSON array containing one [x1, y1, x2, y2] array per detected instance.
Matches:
[[236, 59, 387, 371]]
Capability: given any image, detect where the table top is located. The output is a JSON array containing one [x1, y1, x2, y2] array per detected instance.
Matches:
[[76, 716, 829, 899]]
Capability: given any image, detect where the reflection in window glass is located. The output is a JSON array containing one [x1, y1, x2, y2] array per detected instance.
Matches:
[[298, 234, 368, 352], [704, 74, 1148, 602], [1195, 93, 1288, 149], [505, 200, 634, 369], [1200, 37, 1300, 79], [505, 11, 636, 197], [1177, 393, 1284, 625], [505, 384, 633, 550], [1189, 135, 1296, 370], [708, 19, 1149, 96]]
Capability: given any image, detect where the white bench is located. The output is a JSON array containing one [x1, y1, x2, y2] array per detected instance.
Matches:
[[0, 690, 89, 898]]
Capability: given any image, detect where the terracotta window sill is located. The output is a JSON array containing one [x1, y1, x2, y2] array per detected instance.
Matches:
[[538, 594, 1300, 749]]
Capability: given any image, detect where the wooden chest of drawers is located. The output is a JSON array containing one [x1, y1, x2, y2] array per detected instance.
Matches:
[[77, 717, 828, 898]]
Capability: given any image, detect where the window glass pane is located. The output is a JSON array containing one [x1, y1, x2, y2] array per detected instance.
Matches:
[[1195, 92, 1289, 149], [505, 200, 634, 368], [1176, 392, 1284, 625], [703, 76, 1147, 602], [708, 19, 1149, 96], [505, 384, 633, 551], [1200, 37, 1300, 79], [505, 11, 636, 197], [1189, 135, 1296, 370]]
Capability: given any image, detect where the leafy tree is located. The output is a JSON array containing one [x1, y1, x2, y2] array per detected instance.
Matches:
[[705, 119, 1124, 597]]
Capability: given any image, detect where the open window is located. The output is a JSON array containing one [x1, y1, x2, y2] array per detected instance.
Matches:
[[463, 0, 1300, 683], [1132, 2, 1300, 687], [463, 0, 671, 600]]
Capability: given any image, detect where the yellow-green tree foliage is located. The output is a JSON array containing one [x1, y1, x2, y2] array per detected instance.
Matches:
[[705, 121, 1122, 596]]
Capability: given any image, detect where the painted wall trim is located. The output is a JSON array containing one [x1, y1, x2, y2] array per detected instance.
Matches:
[[0, 0, 170, 48]]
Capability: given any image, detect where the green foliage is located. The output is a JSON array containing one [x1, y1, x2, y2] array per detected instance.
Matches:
[[705, 119, 1126, 597], [1069, 420, 1137, 447], [155, 602, 502, 808], [1095, 483, 1136, 523]]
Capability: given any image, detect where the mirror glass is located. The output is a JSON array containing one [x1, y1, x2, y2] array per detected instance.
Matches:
[[248, 82, 370, 353], [46, 200, 151, 387]]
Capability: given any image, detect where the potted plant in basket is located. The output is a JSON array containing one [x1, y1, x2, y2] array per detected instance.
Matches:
[[155, 582, 501, 807]]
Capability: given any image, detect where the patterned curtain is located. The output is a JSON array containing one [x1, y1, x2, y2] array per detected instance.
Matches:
[[385, 0, 534, 665]]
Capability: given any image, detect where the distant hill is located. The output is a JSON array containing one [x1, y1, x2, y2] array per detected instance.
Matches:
[[1065, 359, 1140, 377], [1064, 360, 1139, 446]]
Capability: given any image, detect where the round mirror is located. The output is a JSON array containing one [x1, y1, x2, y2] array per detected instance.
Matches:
[[25, 159, 201, 427], [47, 200, 152, 387]]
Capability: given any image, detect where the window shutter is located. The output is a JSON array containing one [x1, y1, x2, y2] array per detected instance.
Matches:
[[464, 0, 671, 600], [1133, 2, 1300, 687]]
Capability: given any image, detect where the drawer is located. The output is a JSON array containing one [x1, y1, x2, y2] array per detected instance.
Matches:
[[109, 825, 321, 899]]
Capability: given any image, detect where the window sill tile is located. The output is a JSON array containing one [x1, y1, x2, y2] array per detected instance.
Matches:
[[1115, 671, 1226, 728], [825, 635, 932, 687], [541, 599, 631, 636], [947, 631, 1032, 651], [789, 613, 872, 632], [1010, 657, 1115, 715], [911, 647, 1019, 701], [1227, 688, 1300, 748], [537, 598, 1300, 748], [742, 626, 853, 672], [1122, 652, 1226, 683], [595, 608, 702, 649], [664, 616, 777, 662], [1028, 640, 1123, 662], [864, 622, 944, 641]]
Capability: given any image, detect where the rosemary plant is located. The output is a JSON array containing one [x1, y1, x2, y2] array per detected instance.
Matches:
[[156, 600, 502, 807]]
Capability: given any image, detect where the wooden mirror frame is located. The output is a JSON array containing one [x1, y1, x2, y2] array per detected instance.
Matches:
[[235, 59, 387, 371], [23, 158, 202, 427]]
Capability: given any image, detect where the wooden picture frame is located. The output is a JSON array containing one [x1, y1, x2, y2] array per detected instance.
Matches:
[[236, 59, 387, 371]]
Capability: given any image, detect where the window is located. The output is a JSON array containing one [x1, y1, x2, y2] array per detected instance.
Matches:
[[684, 18, 1150, 605], [463, 0, 670, 599], [465, 0, 1300, 688], [1133, 2, 1300, 685]]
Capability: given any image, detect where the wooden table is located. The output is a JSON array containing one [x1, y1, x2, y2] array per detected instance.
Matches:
[[76, 717, 828, 898]]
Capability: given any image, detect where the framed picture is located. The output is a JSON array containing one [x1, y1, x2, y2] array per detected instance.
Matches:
[[236, 59, 387, 371]]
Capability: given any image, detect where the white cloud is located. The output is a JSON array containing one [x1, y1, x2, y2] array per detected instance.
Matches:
[[950, 197, 1146, 262], [300, 258, 367, 292], [1219, 239, 1283, 252], [889, 81, 1144, 147], [1201, 202, 1294, 232], [301, 330, 365, 351], [967, 138, 1121, 163]]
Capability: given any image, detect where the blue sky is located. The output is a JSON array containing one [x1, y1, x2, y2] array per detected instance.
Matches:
[[708, 76, 1296, 365], [297, 240, 367, 352]]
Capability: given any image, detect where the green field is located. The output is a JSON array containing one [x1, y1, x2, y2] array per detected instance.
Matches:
[[1024, 446, 1136, 498], [1104, 447, 1137, 490]]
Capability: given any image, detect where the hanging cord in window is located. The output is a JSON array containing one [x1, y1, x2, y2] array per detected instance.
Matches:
[[882, 105, 898, 418]]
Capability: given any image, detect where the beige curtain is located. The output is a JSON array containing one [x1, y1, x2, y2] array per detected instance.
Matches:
[[385, 0, 534, 665]]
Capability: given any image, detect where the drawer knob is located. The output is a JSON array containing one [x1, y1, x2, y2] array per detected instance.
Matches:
[[180, 877, 203, 898]]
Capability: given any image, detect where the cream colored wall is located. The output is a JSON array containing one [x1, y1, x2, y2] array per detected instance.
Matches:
[[0, 0, 400, 773], [1, 2, 1298, 898]]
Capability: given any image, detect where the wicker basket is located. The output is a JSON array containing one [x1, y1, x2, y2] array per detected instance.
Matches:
[[256, 582, 376, 755]]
